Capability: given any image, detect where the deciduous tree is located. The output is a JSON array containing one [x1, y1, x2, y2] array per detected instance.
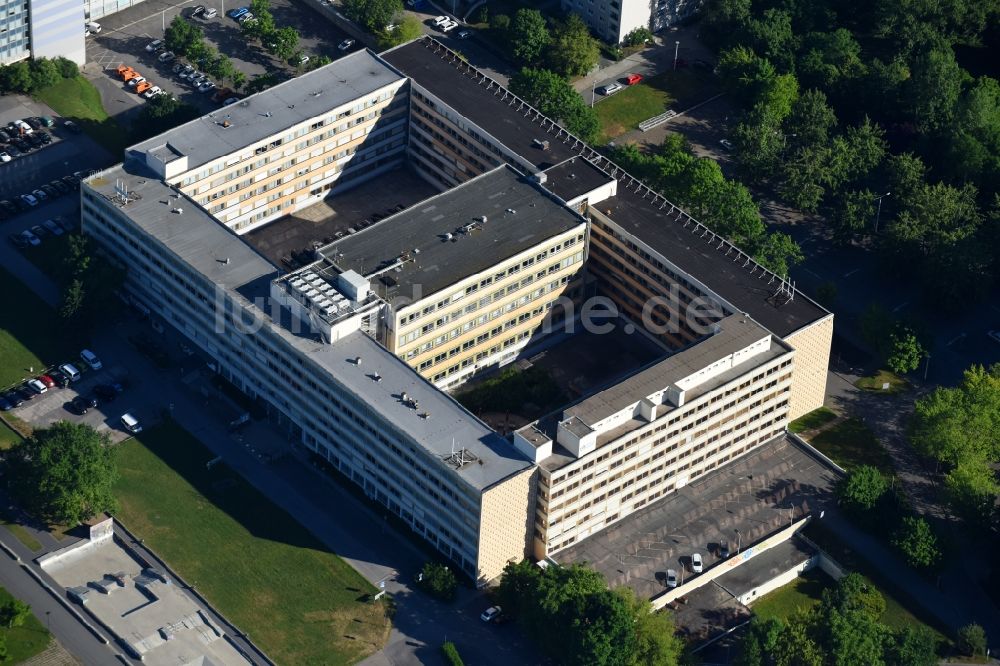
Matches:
[[838, 466, 889, 512], [6, 422, 118, 526], [508, 9, 549, 65], [892, 516, 940, 568], [547, 14, 599, 77]]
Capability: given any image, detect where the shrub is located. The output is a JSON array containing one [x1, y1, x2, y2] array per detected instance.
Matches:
[[957, 623, 987, 657], [891, 516, 940, 569], [441, 641, 464, 666], [622, 27, 653, 47], [416, 561, 457, 601], [837, 465, 888, 511]]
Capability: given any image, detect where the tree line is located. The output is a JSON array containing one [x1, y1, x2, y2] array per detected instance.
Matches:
[[0, 57, 79, 95], [702, 0, 1000, 308], [497, 560, 684, 666]]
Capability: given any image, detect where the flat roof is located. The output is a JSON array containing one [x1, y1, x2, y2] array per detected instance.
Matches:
[[278, 328, 531, 491], [321, 165, 585, 301], [383, 38, 829, 338], [85, 166, 530, 493], [129, 49, 404, 173], [564, 315, 773, 427], [381, 40, 579, 170], [84, 164, 279, 297], [596, 189, 830, 338], [541, 157, 614, 203]]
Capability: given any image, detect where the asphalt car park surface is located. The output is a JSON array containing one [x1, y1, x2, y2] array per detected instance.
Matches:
[[0, 97, 111, 203], [4, 358, 139, 443], [85, 0, 354, 121], [553, 435, 838, 601]]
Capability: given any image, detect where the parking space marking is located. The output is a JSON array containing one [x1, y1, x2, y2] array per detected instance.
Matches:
[[843, 268, 861, 278], [892, 301, 910, 313], [101, 0, 199, 37]]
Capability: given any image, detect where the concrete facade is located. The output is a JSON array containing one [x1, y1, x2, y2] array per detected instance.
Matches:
[[783, 315, 834, 420], [28, 0, 86, 65], [558, 0, 705, 44]]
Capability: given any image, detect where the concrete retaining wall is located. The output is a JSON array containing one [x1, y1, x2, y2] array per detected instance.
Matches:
[[651, 515, 812, 610], [798, 532, 848, 581], [740, 554, 818, 606]]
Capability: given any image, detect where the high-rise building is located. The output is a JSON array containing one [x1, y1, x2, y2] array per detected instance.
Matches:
[[0, 0, 85, 65]]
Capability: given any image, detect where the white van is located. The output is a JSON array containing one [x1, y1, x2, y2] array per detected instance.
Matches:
[[121, 413, 142, 434], [80, 349, 102, 370], [59, 363, 81, 382], [86, 21, 101, 33]]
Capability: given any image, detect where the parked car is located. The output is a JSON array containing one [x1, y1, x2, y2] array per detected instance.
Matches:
[[63, 119, 81, 133], [237, 12, 254, 23], [37, 374, 56, 388], [27, 378, 48, 394], [41, 115, 58, 127], [0, 152, 10, 163], [625, 73, 643, 85], [457, 29, 472, 39], [41, 184, 60, 199], [597, 82, 624, 95], [197, 80, 217, 93], [431, 15, 449, 25], [172, 62, 186, 73], [19, 230, 41, 246], [94, 384, 120, 401], [665, 569, 678, 588], [179, 65, 196, 79], [338, 39, 355, 51], [158, 51, 176, 62], [227, 6, 249, 18], [143, 86, 164, 98], [719, 138, 735, 151], [59, 362, 81, 381], [38, 132, 51, 144], [480, 606, 502, 622], [440, 19, 459, 32], [31, 225, 48, 239], [51, 179, 70, 194], [121, 412, 142, 434], [0, 396, 11, 411], [2, 391, 24, 408], [204, 7, 217, 17], [8, 233, 28, 248], [48, 369, 70, 387], [297, 54, 310, 65], [127, 76, 147, 88], [191, 4, 205, 15], [691, 552, 703, 573], [145, 39, 163, 52], [25, 117, 42, 130], [20, 193, 38, 207], [56, 216, 75, 232], [0, 200, 16, 217], [223, 97, 240, 106], [719, 540, 730, 558], [42, 219, 63, 235], [80, 349, 103, 370], [85, 21, 101, 33], [17, 386, 35, 401], [70, 395, 96, 414]]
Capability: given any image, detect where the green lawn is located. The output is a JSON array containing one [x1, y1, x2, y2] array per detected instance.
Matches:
[[455, 365, 566, 421], [809, 418, 893, 473], [594, 68, 720, 144], [113, 421, 391, 665], [789, 406, 838, 434], [33, 76, 131, 156], [751, 561, 948, 649], [856, 369, 910, 394], [0, 586, 50, 662], [0, 266, 74, 389], [752, 567, 833, 621], [595, 84, 673, 143], [0, 420, 21, 450]]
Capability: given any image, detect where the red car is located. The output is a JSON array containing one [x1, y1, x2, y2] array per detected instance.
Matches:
[[38, 374, 56, 389], [625, 73, 643, 85]]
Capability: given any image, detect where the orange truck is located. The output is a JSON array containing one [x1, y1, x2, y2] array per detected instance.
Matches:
[[117, 65, 139, 81], [135, 81, 153, 94]]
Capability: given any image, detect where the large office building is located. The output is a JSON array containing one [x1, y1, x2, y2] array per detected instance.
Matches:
[[81, 39, 831, 586], [559, 0, 702, 44], [0, 0, 84, 65]]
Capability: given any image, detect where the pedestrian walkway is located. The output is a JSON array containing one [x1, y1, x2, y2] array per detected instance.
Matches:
[[20, 640, 81, 666]]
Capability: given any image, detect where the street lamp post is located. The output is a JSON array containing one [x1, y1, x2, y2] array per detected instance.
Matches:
[[874, 192, 891, 233], [673, 41, 680, 70], [735, 528, 742, 554], [924, 353, 931, 380]]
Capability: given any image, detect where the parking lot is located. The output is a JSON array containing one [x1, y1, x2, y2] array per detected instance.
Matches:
[[0, 97, 112, 205], [84, 0, 354, 120], [553, 435, 838, 601], [3, 353, 143, 444]]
